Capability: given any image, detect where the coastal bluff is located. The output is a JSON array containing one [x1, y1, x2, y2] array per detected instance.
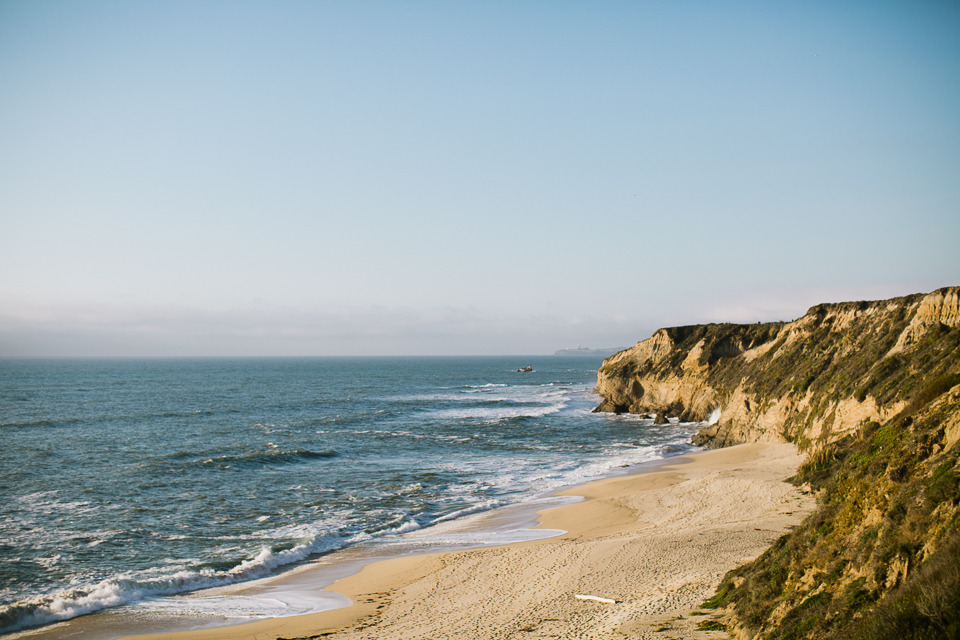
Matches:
[[594, 287, 960, 449], [596, 287, 960, 639]]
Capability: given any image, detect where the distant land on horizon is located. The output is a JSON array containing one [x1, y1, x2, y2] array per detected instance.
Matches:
[[553, 346, 624, 357]]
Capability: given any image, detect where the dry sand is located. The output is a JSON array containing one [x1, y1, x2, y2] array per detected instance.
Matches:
[[114, 442, 813, 640]]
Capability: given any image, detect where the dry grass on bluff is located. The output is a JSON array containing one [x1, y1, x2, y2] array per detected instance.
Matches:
[[598, 294, 960, 438], [702, 375, 960, 640], [593, 291, 960, 636]]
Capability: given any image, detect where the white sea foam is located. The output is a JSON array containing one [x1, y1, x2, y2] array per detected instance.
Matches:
[[429, 385, 573, 421], [3, 361, 708, 635], [1, 426, 702, 635], [0, 525, 373, 633], [134, 589, 351, 620], [708, 407, 722, 425], [431, 403, 567, 420], [428, 499, 507, 525]]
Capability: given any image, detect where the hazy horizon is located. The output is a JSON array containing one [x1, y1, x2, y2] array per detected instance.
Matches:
[[2, 1, 958, 357]]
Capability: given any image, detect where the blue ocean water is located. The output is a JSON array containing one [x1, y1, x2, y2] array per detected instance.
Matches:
[[0, 357, 699, 634]]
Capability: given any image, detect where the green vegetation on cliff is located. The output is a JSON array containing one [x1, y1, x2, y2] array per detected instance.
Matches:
[[705, 379, 960, 639], [595, 289, 960, 449], [594, 288, 960, 638]]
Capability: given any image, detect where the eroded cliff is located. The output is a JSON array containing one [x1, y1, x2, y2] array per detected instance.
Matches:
[[595, 287, 960, 449], [595, 287, 960, 639]]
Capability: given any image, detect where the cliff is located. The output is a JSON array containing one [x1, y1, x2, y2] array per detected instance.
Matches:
[[595, 287, 960, 639], [595, 287, 960, 449]]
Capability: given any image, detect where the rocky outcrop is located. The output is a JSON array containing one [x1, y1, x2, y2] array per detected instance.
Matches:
[[890, 287, 960, 354], [594, 287, 960, 449]]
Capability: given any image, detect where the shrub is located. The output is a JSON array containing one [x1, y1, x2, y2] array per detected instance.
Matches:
[[852, 530, 960, 640], [701, 581, 730, 609], [696, 620, 727, 631], [904, 374, 960, 417], [925, 461, 960, 506]]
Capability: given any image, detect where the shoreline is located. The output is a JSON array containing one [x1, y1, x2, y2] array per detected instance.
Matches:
[[6, 495, 573, 640], [6, 449, 693, 640], [118, 442, 813, 640]]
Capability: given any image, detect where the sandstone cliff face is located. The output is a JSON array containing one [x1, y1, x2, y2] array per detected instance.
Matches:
[[714, 380, 960, 640], [597, 288, 960, 638], [594, 287, 960, 449]]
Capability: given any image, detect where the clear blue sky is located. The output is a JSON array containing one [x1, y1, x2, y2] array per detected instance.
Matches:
[[1, 0, 958, 356]]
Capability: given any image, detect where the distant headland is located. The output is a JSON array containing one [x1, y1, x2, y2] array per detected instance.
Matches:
[[553, 345, 624, 357]]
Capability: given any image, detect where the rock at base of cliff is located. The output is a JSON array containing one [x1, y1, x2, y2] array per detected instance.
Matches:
[[592, 399, 625, 414]]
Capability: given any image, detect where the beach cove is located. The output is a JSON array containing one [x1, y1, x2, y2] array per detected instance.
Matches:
[[121, 442, 813, 640]]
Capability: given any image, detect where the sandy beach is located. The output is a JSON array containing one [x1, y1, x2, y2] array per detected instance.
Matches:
[[106, 442, 812, 640]]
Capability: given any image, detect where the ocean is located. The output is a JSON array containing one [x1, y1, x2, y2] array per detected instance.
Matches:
[[0, 356, 701, 636]]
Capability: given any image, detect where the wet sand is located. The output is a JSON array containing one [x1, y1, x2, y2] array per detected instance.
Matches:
[[111, 442, 813, 640]]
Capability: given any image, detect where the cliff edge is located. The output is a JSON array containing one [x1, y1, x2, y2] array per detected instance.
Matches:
[[596, 287, 960, 639], [595, 287, 960, 449]]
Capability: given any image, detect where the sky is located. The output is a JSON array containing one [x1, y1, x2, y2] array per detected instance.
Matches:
[[0, 0, 958, 356]]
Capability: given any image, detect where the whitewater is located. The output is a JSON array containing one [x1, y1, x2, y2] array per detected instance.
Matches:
[[0, 356, 701, 635]]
